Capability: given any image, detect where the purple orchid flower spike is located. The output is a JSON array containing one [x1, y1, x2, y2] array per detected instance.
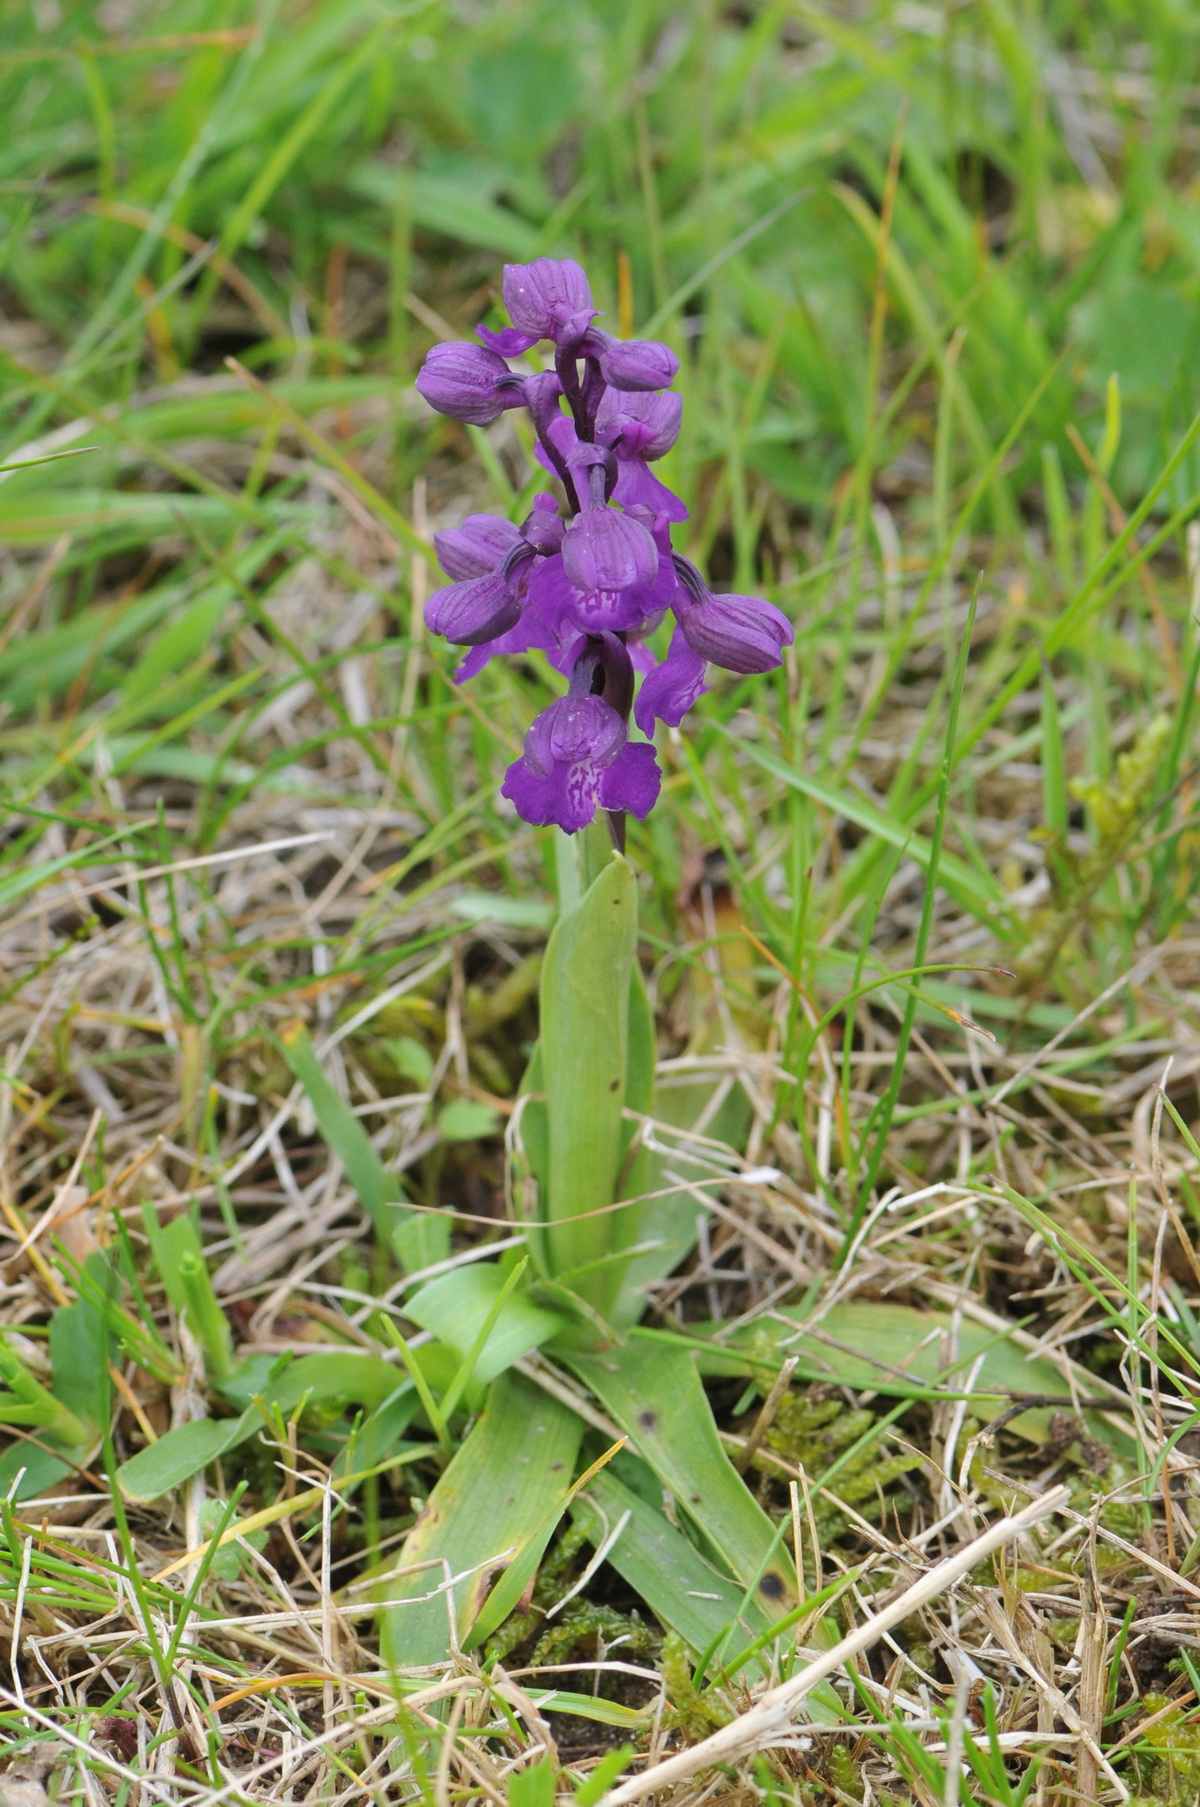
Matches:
[[415, 256, 793, 833]]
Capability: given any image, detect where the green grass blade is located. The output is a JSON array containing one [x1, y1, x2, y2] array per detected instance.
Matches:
[[279, 1021, 448, 1271]]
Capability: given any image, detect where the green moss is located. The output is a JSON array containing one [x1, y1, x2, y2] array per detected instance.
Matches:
[[751, 1386, 922, 1539], [1128, 1694, 1200, 1803], [483, 1518, 654, 1669], [530, 1601, 655, 1668], [659, 1631, 731, 1739], [827, 1743, 866, 1802]]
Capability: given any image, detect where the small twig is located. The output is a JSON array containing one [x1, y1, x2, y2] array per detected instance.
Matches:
[[734, 1355, 798, 1473]]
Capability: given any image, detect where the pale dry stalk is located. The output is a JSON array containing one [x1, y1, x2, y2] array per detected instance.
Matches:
[[599, 1487, 1070, 1806]]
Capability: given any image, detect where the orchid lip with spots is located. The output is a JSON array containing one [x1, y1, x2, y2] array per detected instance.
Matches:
[[416, 257, 794, 835]]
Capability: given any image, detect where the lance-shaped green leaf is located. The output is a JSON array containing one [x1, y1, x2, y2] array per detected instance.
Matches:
[[567, 1333, 796, 1613], [570, 1460, 843, 1720], [406, 1263, 567, 1387], [379, 1370, 582, 1669], [118, 1353, 418, 1501], [280, 1022, 449, 1272], [219, 1348, 408, 1414], [539, 855, 637, 1291], [572, 1458, 764, 1655], [117, 1408, 261, 1504], [465, 1436, 625, 1651], [694, 1300, 1131, 1450], [48, 1264, 115, 1440]]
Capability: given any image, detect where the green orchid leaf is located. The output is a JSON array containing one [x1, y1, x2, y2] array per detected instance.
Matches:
[[48, 1279, 112, 1440], [406, 1264, 567, 1386], [379, 1370, 582, 1669], [571, 1458, 761, 1653], [119, 1352, 418, 1502], [465, 1434, 625, 1651], [567, 1333, 796, 1614], [117, 1408, 261, 1504], [508, 1759, 555, 1807], [336, 1392, 423, 1487], [571, 1458, 843, 1720], [539, 855, 637, 1292], [697, 1300, 1132, 1449], [0, 1444, 77, 1503], [272, 1354, 409, 1416], [437, 1098, 501, 1142]]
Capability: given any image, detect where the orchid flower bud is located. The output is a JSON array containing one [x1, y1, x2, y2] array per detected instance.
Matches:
[[415, 342, 526, 426], [434, 514, 523, 582], [502, 258, 597, 344], [587, 331, 679, 392], [596, 388, 683, 461], [521, 494, 565, 556], [673, 558, 793, 673], [426, 571, 522, 646]]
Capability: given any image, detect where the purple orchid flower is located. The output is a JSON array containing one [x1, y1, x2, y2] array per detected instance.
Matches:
[[433, 513, 523, 580], [595, 389, 687, 521], [672, 556, 794, 672], [479, 259, 598, 355], [415, 257, 793, 834], [585, 331, 679, 392], [502, 640, 660, 832], [562, 503, 659, 595], [428, 503, 563, 676], [415, 343, 527, 426], [634, 625, 709, 733]]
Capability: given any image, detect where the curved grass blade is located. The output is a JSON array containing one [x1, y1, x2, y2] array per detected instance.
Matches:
[[280, 1021, 448, 1271]]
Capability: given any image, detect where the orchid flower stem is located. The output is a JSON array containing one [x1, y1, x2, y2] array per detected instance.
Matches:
[[580, 818, 618, 893], [554, 817, 619, 913]]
